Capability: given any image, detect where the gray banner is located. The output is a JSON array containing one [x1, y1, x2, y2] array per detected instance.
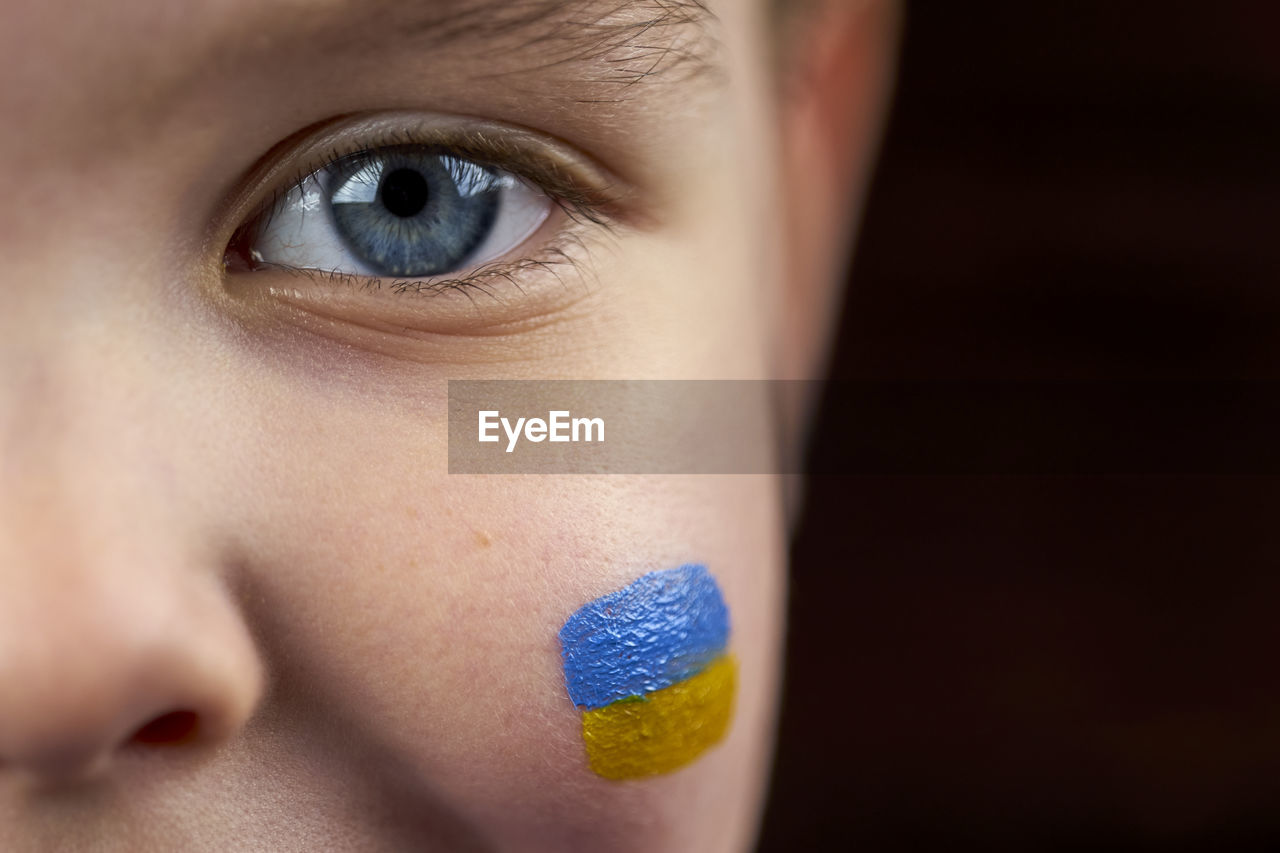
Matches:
[[448, 380, 781, 474], [450, 380, 1280, 475]]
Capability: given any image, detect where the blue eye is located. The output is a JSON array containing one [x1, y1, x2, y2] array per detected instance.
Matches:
[[329, 152, 500, 277], [246, 145, 552, 278]]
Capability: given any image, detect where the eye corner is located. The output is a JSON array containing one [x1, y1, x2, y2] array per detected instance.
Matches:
[[222, 222, 262, 274]]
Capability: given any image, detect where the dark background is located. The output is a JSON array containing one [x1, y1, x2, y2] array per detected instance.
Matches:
[[759, 2, 1280, 849]]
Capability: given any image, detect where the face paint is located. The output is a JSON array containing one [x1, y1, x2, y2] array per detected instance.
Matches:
[[559, 564, 735, 780]]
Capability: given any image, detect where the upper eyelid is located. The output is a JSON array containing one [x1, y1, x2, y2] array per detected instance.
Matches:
[[287, 138, 615, 229], [216, 111, 648, 260]]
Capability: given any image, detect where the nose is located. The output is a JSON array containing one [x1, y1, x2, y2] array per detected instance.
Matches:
[[0, 563, 264, 784], [0, 359, 264, 786]]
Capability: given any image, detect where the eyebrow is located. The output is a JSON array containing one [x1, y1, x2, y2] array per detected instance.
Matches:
[[341, 0, 721, 92]]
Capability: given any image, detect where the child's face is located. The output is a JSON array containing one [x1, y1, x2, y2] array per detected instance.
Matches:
[[0, 0, 888, 849]]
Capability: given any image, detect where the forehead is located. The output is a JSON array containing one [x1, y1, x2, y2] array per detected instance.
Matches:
[[1, 0, 720, 101], [0, 0, 730, 171]]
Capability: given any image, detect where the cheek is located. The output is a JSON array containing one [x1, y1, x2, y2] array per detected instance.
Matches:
[[222, 382, 785, 848]]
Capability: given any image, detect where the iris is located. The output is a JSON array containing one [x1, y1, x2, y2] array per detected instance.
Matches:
[[327, 148, 503, 277]]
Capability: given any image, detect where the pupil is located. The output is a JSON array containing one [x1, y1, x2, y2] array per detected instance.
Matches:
[[380, 168, 429, 218]]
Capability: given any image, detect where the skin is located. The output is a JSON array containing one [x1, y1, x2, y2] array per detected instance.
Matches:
[[0, 0, 895, 850]]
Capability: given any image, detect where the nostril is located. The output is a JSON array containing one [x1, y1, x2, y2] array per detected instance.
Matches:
[[131, 711, 199, 746]]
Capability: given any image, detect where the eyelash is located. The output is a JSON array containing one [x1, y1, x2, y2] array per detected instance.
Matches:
[[225, 124, 621, 298], [258, 231, 594, 307]]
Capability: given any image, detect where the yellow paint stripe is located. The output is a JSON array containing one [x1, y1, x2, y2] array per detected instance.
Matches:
[[581, 655, 736, 780]]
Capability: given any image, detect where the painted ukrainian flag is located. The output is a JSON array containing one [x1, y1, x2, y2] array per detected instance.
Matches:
[[558, 564, 736, 780]]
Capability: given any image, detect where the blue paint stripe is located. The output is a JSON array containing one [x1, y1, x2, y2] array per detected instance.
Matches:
[[559, 564, 730, 710]]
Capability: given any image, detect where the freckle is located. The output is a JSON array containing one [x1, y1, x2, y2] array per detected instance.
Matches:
[[474, 530, 492, 548]]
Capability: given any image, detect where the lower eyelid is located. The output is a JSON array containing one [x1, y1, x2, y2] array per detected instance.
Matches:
[[222, 222, 607, 347]]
